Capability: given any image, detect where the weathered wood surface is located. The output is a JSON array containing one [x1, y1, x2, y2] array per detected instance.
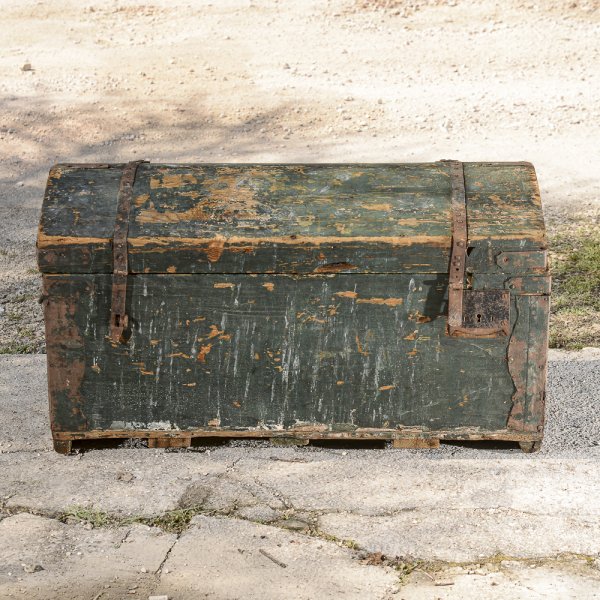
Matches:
[[38, 162, 546, 274], [44, 273, 549, 437]]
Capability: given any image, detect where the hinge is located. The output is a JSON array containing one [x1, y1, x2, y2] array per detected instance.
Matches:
[[110, 160, 148, 343], [442, 160, 510, 337]]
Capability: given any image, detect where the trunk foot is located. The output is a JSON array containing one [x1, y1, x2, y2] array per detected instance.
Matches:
[[519, 441, 542, 453]]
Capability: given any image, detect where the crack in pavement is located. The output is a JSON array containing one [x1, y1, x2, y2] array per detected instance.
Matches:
[[154, 534, 179, 575], [2, 497, 600, 586]]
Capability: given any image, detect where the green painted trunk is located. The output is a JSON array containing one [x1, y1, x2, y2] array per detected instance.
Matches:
[[38, 162, 550, 451]]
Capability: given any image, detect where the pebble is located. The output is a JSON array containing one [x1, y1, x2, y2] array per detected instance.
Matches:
[[22, 563, 43, 573], [21, 63, 33, 72], [148, 596, 169, 600]]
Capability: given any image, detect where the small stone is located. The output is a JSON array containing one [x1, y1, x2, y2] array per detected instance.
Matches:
[[22, 563, 43, 573], [149, 596, 169, 600], [117, 471, 134, 482], [278, 519, 309, 531], [140, 567, 147, 573], [21, 63, 33, 72], [283, 63, 290, 69]]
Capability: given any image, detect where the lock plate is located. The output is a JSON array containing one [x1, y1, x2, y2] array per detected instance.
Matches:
[[462, 290, 510, 333]]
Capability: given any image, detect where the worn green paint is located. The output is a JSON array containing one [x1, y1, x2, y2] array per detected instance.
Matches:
[[38, 162, 550, 444], [38, 163, 545, 275], [45, 273, 524, 433]]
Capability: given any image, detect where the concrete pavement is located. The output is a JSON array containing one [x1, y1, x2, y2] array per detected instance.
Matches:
[[0, 351, 599, 599]]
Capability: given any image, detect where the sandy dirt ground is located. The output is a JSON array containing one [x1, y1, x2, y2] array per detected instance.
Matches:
[[1, 0, 599, 351]]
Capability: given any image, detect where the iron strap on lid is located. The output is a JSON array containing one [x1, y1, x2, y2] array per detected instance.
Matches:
[[110, 160, 148, 343], [443, 160, 510, 337]]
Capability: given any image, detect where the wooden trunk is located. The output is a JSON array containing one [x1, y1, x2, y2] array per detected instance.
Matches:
[[37, 162, 550, 453]]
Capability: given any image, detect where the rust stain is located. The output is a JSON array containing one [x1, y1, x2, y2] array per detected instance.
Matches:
[[357, 297, 403, 307], [150, 173, 198, 189], [314, 262, 357, 273], [254, 352, 260, 360], [409, 310, 431, 323], [137, 200, 211, 224], [193, 316, 206, 322], [355, 335, 369, 356], [140, 369, 155, 376], [296, 215, 315, 227], [183, 382, 197, 387], [39, 233, 458, 249], [362, 202, 393, 211], [233, 401, 241, 408], [167, 352, 191, 359], [166, 265, 177, 273], [213, 282, 235, 289], [379, 385, 395, 391], [37, 234, 110, 247], [404, 331, 417, 341], [207, 239, 225, 262], [197, 343, 213, 363], [134, 193, 150, 207], [207, 325, 224, 339], [335, 291, 358, 299], [262, 282, 275, 291], [407, 349, 418, 357], [205, 325, 231, 341]]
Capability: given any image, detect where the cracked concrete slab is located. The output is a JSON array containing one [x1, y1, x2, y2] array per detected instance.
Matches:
[[0, 513, 177, 600], [318, 509, 600, 562], [155, 515, 397, 599], [0, 451, 228, 517], [1, 352, 599, 597], [400, 561, 600, 600]]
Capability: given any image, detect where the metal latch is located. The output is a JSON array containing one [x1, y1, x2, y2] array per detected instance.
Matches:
[[110, 160, 148, 343], [443, 160, 510, 337]]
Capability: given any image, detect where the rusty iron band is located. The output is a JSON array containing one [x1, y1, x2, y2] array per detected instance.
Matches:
[[110, 160, 148, 343], [446, 160, 467, 333]]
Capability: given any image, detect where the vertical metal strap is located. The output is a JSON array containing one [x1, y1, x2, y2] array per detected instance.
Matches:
[[443, 160, 510, 337], [446, 160, 468, 332], [110, 160, 147, 343]]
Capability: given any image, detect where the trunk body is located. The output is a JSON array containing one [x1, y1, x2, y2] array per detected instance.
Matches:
[[38, 162, 550, 450]]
